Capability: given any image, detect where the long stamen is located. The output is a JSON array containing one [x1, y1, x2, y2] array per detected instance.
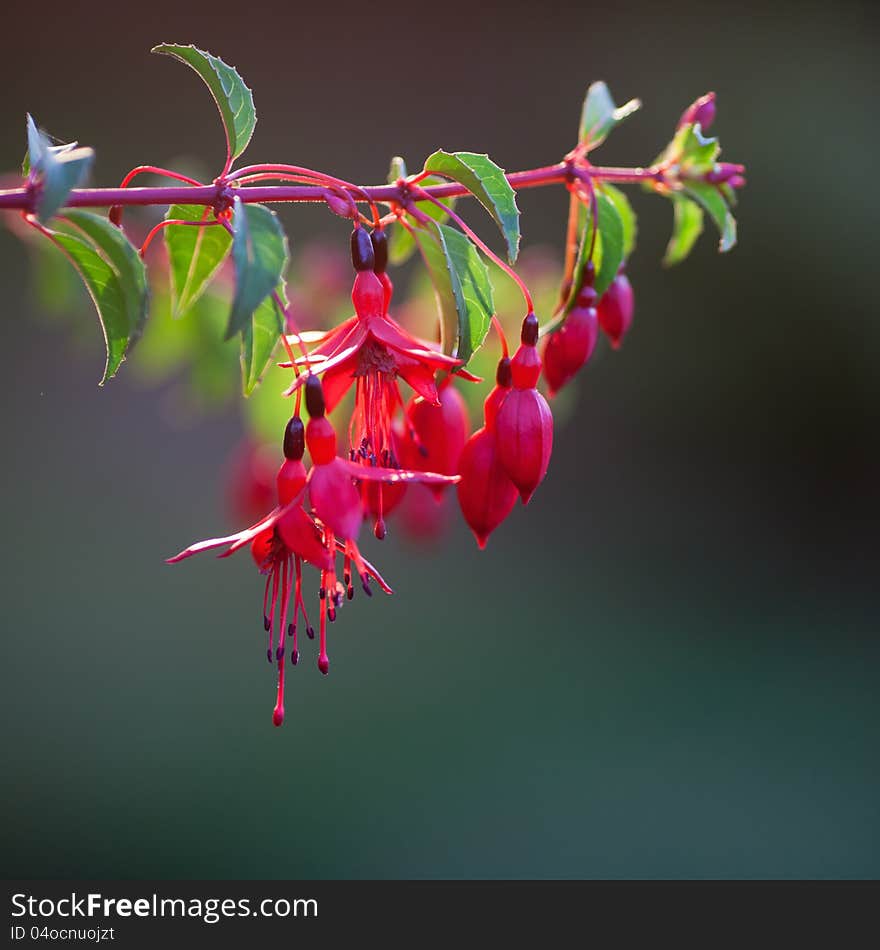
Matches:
[[289, 556, 302, 665], [272, 555, 292, 727], [267, 561, 280, 663]]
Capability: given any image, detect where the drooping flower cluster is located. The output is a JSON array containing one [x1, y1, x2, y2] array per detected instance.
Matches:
[[168, 219, 638, 722]]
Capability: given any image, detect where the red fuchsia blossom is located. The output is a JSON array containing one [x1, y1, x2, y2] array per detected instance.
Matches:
[[542, 284, 599, 397], [457, 357, 520, 548], [167, 414, 390, 726], [495, 314, 554, 504], [597, 266, 635, 349], [280, 226, 463, 536], [167, 377, 457, 726]]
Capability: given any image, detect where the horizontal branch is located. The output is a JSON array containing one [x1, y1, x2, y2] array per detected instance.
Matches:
[[0, 162, 664, 213]]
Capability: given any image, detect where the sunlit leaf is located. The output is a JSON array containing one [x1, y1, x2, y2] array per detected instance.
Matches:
[[423, 150, 520, 263], [241, 283, 285, 395], [663, 195, 704, 266], [578, 82, 641, 151], [165, 204, 232, 317], [152, 44, 257, 165]]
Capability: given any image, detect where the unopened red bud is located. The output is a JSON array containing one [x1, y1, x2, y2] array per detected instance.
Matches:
[[704, 162, 743, 185], [597, 270, 635, 349], [678, 92, 716, 131], [109, 205, 123, 228], [495, 387, 553, 504], [542, 300, 599, 397], [325, 190, 353, 218], [457, 427, 519, 548], [399, 384, 471, 499], [350, 227, 375, 271]]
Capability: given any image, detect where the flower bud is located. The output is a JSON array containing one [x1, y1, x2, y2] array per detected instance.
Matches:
[[597, 269, 634, 349], [456, 427, 518, 549], [495, 329, 554, 504], [678, 92, 716, 132], [495, 387, 553, 504], [542, 289, 599, 396], [400, 383, 471, 498]]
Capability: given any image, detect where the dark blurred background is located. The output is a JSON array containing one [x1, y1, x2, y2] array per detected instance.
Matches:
[[1, 0, 878, 879]]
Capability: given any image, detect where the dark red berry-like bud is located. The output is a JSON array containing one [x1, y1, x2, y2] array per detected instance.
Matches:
[[496, 356, 512, 389], [370, 228, 388, 274], [350, 227, 375, 272], [542, 291, 599, 397], [678, 92, 716, 132], [597, 269, 635, 349], [521, 312, 539, 346], [457, 427, 519, 549], [283, 416, 305, 461], [305, 374, 326, 418]]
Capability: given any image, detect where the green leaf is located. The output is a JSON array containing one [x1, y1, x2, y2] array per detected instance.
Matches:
[[45, 221, 146, 383], [593, 191, 625, 297], [63, 210, 150, 346], [578, 82, 641, 151], [408, 221, 494, 364], [599, 183, 637, 258], [568, 190, 626, 311], [152, 44, 256, 165], [657, 123, 720, 175], [685, 181, 737, 252], [663, 195, 704, 266], [438, 224, 494, 364], [25, 115, 94, 222], [423, 150, 520, 263], [228, 199, 289, 340], [165, 204, 232, 317], [388, 170, 457, 267], [241, 283, 285, 395]]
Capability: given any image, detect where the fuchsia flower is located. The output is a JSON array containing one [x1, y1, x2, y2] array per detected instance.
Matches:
[[283, 228, 461, 447], [167, 375, 458, 726], [281, 227, 464, 536]]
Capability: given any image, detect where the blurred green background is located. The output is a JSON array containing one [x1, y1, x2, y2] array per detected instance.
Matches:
[[1, 0, 878, 878]]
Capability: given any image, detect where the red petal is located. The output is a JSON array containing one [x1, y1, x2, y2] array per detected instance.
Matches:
[[166, 507, 283, 563], [336, 457, 459, 486], [282, 326, 367, 397], [367, 314, 461, 369], [276, 506, 334, 571], [308, 460, 364, 540]]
